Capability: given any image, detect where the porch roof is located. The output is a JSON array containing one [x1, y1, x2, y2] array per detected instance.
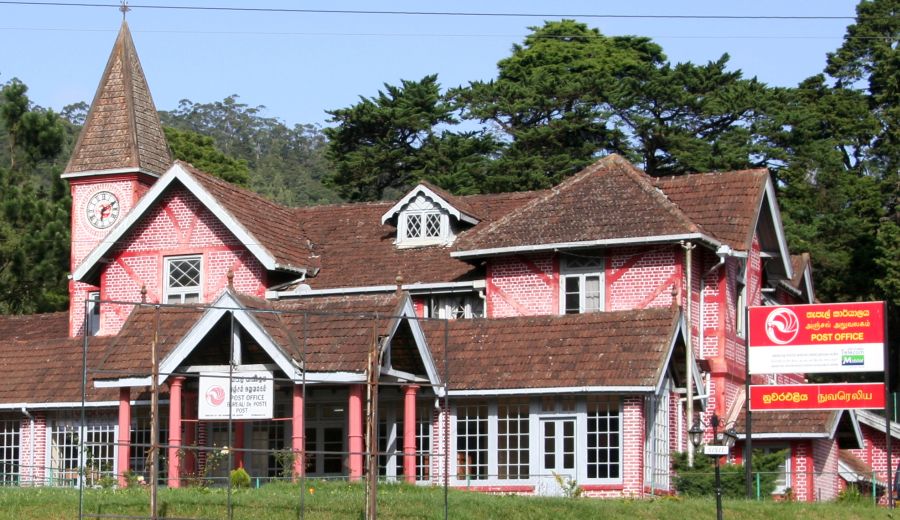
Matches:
[[734, 409, 839, 438], [423, 307, 680, 392]]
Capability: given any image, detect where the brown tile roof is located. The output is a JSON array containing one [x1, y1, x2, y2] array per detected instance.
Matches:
[[424, 307, 679, 391], [454, 155, 701, 254], [95, 293, 407, 379], [0, 312, 68, 342], [734, 409, 836, 436], [653, 169, 768, 251], [296, 191, 538, 289], [839, 450, 873, 476], [417, 180, 481, 221], [65, 21, 171, 176], [93, 305, 202, 379], [178, 161, 311, 272], [0, 336, 117, 404], [265, 293, 403, 373]]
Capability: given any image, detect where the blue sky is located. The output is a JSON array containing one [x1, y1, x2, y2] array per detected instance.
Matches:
[[0, 1, 861, 127]]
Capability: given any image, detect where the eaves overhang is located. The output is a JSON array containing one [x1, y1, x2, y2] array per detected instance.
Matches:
[[451, 233, 722, 260]]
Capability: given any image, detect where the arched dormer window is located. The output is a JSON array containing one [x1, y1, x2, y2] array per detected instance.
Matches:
[[382, 182, 480, 248]]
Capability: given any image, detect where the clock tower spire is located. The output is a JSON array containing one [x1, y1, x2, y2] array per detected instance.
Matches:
[[65, 20, 171, 336]]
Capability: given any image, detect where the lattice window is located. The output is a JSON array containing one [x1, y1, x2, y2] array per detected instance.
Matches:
[[165, 256, 202, 304], [497, 400, 529, 480], [415, 403, 431, 481], [586, 397, 621, 481], [424, 213, 441, 237], [644, 389, 670, 491], [130, 412, 168, 484], [0, 419, 19, 485], [49, 421, 116, 487], [405, 214, 423, 239], [455, 402, 488, 481]]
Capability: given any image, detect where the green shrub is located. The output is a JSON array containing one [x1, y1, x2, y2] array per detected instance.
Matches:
[[230, 467, 251, 489], [673, 448, 787, 498]]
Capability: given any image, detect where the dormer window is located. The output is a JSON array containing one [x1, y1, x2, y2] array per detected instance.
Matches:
[[382, 182, 481, 249], [403, 210, 444, 242]]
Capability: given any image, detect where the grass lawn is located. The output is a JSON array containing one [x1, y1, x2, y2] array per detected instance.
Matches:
[[0, 481, 891, 519]]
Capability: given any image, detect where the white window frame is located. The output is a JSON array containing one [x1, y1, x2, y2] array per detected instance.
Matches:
[[47, 418, 117, 487], [396, 194, 453, 247], [425, 293, 485, 320], [164, 255, 203, 304], [451, 396, 624, 487], [86, 291, 101, 336], [559, 256, 605, 314], [0, 418, 20, 485]]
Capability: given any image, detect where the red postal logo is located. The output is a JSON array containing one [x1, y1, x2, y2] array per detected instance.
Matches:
[[765, 307, 799, 345], [205, 385, 226, 407]]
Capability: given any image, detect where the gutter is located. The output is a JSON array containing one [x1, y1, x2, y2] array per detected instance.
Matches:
[[267, 280, 485, 300], [451, 233, 723, 260]]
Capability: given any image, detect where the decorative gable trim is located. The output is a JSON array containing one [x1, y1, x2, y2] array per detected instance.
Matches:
[[95, 291, 300, 388], [73, 162, 287, 282], [753, 178, 793, 280], [381, 184, 480, 226], [383, 296, 443, 394]]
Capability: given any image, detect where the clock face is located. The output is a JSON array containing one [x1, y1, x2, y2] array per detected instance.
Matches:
[[85, 191, 121, 229]]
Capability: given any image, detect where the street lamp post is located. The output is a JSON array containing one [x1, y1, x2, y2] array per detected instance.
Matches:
[[690, 414, 739, 520]]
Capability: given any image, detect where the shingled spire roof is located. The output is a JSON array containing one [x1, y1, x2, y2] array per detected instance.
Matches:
[[64, 21, 171, 177]]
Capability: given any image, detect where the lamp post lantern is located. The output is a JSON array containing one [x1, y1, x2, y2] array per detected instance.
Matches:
[[690, 414, 737, 520]]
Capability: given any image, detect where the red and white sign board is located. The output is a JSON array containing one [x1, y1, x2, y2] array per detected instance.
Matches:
[[198, 371, 273, 420], [750, 382, 886, 411], [748, 302, 884, 374]]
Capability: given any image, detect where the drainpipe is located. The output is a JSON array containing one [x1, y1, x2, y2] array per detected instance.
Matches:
[[698, 245, 733, 361], [682, 241, 695, 467], [21, 407, 33, 484]]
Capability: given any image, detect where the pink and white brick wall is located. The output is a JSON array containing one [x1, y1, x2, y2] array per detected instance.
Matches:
[[70, 186, 268, 336]]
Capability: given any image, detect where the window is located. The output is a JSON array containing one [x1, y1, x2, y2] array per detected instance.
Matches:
[[130, 411, 168, 484], [0, 419, 19, 485], [560, 256, 604, 314], [426, 294, 484, 320], [165, 256, 202, 304], [497, 400, 529, 480], [49, 420, 116, 487], [586, 397, 620, 480], [86, 292, 100, 336], [644, 390, 670, 492], [456, 402, 488, 480], [735, 281, 747, 338], [403, 211, 445, 242]]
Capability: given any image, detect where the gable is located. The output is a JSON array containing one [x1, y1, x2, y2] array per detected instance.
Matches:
[[453, 155, 713, 259], [73, 162, 307, 284]]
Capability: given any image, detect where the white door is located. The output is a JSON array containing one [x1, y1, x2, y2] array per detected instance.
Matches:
[[540, 418, 577, 495]]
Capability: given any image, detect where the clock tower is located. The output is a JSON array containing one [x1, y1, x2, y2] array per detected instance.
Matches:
[[63, 20, 171, 336]]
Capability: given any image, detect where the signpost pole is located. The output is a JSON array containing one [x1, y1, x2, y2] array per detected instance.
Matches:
[[744, 306, 752, 499], [884, 301, 893, 509]]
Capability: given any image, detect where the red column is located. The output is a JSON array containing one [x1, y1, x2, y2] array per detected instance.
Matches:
[[291, 384, 305, 479], [167, 376, 185, 488], [234, 422, 245, 469], [403, 385, 419, 483], [348, 385, 364, 481], [117, 387, 131, 488], [182, 393, 196, 476]]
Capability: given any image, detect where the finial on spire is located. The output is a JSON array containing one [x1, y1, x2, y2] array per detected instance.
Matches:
[[119, 0, 130, 20]]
